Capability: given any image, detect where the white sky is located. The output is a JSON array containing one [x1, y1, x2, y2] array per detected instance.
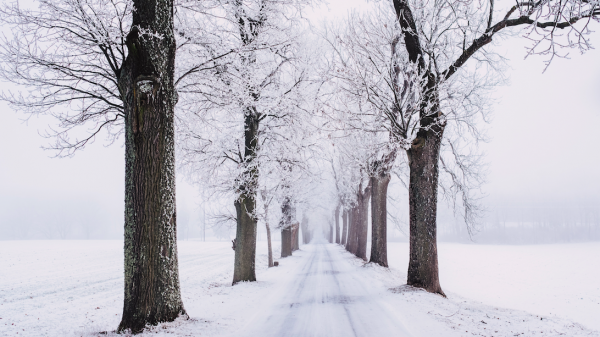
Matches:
[[0, 0, 598, 238]]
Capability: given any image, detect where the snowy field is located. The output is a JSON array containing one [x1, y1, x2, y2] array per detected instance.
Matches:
[[1, 240, 599, 336]]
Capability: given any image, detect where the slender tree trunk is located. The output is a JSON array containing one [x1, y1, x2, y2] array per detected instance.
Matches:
[[266, 223, 273, 267], [335, 205, 341, 244], [345, 207, 353, 252], [347, 206, 358, 254], [292, 223, 299, 251], [406, 126, 446, 296], [301, 215, 308, 244], [356, 183, 371, 261], [295, 223, 300, 249], [328, 222, 333, 243], [118, 0, 185, 332], [341, 209, 348, 245], [370, 173, 391, 267]]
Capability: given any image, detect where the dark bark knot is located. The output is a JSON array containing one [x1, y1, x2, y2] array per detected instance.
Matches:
[[133, 75, 160, 133], [411, 137, 425, 149]]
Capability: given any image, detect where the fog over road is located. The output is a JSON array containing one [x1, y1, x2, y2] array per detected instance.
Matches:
[[240, 241, 416, 337]]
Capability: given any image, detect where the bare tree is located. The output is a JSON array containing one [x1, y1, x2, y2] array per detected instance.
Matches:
[[389, 0, 599, 296], [0, 0, 130, 154], [117, 0, 186, 331], [0, 0, 189, 331], [177, 0, 318, 283]]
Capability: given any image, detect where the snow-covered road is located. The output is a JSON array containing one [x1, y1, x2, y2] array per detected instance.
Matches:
[[239, 241, 414, 337], [2, 240, 599, 337]]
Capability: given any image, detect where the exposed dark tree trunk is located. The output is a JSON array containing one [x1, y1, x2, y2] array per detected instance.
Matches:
[[341, 209, 348, 245], [356, 182, 371, 261], [392, 0, 445, 296], [233, 193, 257, 283], [370, 173, 391, 267], [292, 222, 300, 251], [230, 0, 267, 286], [281, 227, 292, 257], [345, 206, 353, 252], [232, 101, 260, 285], [280, 197, 293, 258], [406, 125, 446, 296], [118, 0, 185, 332], [369, 151, 396, 267], [347, 205, 358, 254], [266, 221, 273, 267], [335, 205, 341, 244]]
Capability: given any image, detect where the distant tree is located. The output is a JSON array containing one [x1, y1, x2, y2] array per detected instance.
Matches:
[[177, 0, 317, 283], [321, 0, 598, 294], [260, 190, 274, 267]]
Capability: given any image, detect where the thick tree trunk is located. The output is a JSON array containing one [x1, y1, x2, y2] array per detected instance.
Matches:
[[341, 209, 348, 245], [356, 183, 371, 261], [232, 107, 260, 285], [370, 173, 391, 267], [335, 205, 341, 244], [118, 0, 185, 332], [233, 196, 257, 283], [406, 126, 446, 296], [281, 227, 292, 257], [280, 197, 293, 257]]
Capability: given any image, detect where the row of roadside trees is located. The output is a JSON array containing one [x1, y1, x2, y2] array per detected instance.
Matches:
[[0, 0, 597, 332]]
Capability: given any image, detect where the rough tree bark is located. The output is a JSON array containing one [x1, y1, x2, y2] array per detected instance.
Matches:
[[392, 0, 445, 296], [280, 197, 293, 258], [231, 0, 267, 286], [369, 152, 396, 267], [118, 0, 185, 332], [406, 125, 446, 295], [266, 221, 273, 267], [346, 205, 358, 254], [281, 227, 292, 257], [292, 222, 299, 251], [334, 205, 341, 244], [356, 182, 371, 261], [233, 190, 257, 283], [370, 172, 391, 267], [341, 209, 348, 245]]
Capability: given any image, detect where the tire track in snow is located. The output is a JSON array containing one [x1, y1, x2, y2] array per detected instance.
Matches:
[[239, 241, 412, 337]]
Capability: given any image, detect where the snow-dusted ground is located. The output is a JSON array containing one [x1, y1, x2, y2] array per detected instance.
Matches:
[[1, 240, 599, 336], [387, 242, 600, 331]]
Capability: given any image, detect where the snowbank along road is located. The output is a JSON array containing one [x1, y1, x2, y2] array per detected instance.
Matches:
[[1, 240, 599, 336]]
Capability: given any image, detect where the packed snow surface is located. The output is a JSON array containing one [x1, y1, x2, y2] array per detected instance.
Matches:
[[1, 240, 599, 336]]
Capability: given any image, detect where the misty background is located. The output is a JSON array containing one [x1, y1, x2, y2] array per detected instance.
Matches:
[[0, 0, 598, 244]]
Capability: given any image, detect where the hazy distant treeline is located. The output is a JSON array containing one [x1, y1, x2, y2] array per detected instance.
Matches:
[[2, 193, 599, 244], [438, 199, 600, 244]]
